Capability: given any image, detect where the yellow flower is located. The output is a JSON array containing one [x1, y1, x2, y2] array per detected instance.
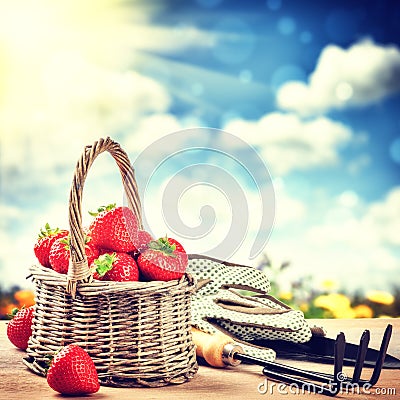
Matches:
[[333, 307, 356, 319], [14, 290, 35, 307], [314, 293, 351, 311], [320, 279, 339, 292], [366, 290, 394, 305], [299, 303, 309, 313], [353, 304, 374, 318], [279, 291, 293, 301], [313, 293, 354, 318]]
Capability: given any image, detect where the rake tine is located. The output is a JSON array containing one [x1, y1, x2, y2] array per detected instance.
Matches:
[[351, 330, 370, 383], [260, 332, 346, 397], [366, 324, 392, 386], [249, 333, 346, 385], [330, 331, 345, 395]]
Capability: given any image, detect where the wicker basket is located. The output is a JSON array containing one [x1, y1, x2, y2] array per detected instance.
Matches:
[[24, 137, 198, 387]]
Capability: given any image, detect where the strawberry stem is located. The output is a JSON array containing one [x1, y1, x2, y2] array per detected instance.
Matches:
[[60, 236, 71, 250], [7, 307, 21, 319], [38, 223, 62, 239], [94, 253, 117, 276], [148, 237, 177, 257], [88, 203, 116, 217], [44, 347, 62, 372]]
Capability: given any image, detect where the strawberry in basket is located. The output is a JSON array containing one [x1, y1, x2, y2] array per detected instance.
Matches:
[[88, 204, 139, 253], [34, 224, 68, 268], [49, 235, 99, 274], [129, 229, 154, 257], [137, 237, 188, 281], [92, 252, 139, 281]]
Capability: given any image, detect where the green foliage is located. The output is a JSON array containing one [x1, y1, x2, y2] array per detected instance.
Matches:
[[257, 254, 399, 319]]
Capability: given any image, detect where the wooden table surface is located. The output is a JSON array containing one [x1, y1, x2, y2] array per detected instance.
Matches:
[[1, 319, 399, 400]]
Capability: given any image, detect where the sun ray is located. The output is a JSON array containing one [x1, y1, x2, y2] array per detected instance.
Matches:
[[133, 51, 273, 119]]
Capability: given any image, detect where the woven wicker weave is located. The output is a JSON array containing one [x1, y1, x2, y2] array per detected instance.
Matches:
[[24, 137, 198, 387]]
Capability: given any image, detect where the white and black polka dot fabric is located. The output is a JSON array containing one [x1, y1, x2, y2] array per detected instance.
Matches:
[[188, 255, 313, 362]]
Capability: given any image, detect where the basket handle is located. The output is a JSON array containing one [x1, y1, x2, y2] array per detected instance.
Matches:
[[66, 137, 142, 297]]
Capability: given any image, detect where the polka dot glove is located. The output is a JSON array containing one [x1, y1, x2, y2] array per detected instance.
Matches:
[[188, 255, 313, 362]]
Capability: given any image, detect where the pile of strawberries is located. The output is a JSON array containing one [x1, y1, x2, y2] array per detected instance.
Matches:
[[6, 204, 190, 396], [33, 203, 188, 282]]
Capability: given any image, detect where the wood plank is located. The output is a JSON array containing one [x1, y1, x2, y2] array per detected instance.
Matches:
[[1, 319, 399, 399]]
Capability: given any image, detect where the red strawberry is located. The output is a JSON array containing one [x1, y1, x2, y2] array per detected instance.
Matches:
[[46, 344, 100, 395], [7, 306, 34, 350], [130, 230, 154, 257], [49, 237, 70, 274], [85, 236, 100, 265], [137, 237, 188, 281], [49, 235, 100, 274], [92, 252, 139, 282], [89, 204, 139, 253], [34, 224, 68, 268]]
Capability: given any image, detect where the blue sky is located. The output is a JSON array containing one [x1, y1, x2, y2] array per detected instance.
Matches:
[[0, 0, 399, 292]]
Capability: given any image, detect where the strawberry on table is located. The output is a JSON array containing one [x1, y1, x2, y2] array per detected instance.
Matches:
[[89, 204, 139, 253], [137, 237, 188, 281], [34, 224, 68, 268], [92, 252, 139, 282], [49, 235, 100, 274], [46, 344, 100, 395], [7, 306, 34, 350]]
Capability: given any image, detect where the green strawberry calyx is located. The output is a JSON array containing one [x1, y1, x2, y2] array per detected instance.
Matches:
[[88, 203, 116, 217], [7, 306, 22, 319], [94, 253, 117, 277], [44, 347, 62, 371], [60, 236, 70, 250], [148, 237, 177, 258], [38, 223, 62, 239], [84, 234, 92, 245]]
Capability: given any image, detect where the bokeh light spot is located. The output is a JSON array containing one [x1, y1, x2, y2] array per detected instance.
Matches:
[[239, 69, 253, 83], [278, 17, 296, 35], [192, 82, 204, 96], [335, 82, 353, 102], [389, 137, 400, 164], [271, 64, 306, 91], [338, 191, 359, 208], [213, 17, 255, 65]]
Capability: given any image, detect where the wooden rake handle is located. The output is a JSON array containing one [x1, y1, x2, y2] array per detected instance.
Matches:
[[191, 327, 243, 368]]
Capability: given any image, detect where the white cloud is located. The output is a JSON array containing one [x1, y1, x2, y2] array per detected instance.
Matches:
[[0, 0, 174, 191], [362, 187, 400, 246], [224, 112, 353, 175], [306, 187, 400, 247], [273, 179, 306, 227], [277, 40, 400, 116], [124, 114, 184, 155], [130, 25, 217, 53], [266, 187, 400, 291], [0, 0, 183, 288]]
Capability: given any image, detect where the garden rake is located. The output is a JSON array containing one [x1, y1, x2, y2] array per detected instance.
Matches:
[[192, 323, 395, 397]]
